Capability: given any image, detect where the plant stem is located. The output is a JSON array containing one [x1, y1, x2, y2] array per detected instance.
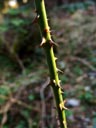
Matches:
[[34, 0, 67, 127]]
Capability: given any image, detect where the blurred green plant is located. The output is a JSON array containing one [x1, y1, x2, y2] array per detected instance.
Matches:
[[0, 4, 41, 71], [0, 85, 11, 105], [28, 94, 35, 101], [54, 1, 95, 13]]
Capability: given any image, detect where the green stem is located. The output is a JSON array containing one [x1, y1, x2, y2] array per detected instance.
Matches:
[[34, 0, 67, 128]]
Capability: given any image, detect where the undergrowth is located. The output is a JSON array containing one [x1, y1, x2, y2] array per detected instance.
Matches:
[[0, 4, 96, 128]]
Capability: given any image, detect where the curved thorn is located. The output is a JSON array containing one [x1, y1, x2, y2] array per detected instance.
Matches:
[[32, 15, 40, 24], [54, 57, 58, 61], [57, 68, 64, 73], [40, 37, 46, 46], [49, 40, 58, 47]]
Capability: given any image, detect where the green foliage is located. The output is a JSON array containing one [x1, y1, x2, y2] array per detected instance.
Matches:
[[28, 94, 35, 101], [0, 7, 32, 31], [80, 91, 93, 101], [0, 85, 11, 104], [60, 75, 69, 84], [55, 1, 95, 13], [21, 110, 30, 118], [15, 121, 26, 128], [63, 91, 69, 98], [3, 126, 8, 128], [0, 55, 15, 69], [73, 66, 83, 76], [11, 18, 25, 27], [0, 86, 10, 95], [0, 4, 40, 64], [65, 110, 73, 118], [0, 24, 9, 32], [7, 8, 20, 15]]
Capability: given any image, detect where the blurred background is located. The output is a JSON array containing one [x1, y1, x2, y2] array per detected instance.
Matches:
[[0, 0, 96, 128]]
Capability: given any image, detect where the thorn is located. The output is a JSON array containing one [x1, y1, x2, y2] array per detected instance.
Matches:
[[48, 26, 50, 30], [54, 57, 58, 61], [57, 68, 64, 73], [51, 79, 62, 88], [40, 37, 46, 46], [49, 40, 58, 47], [61, 88, 64, 93], [57, 80, 64, 91], [59, 88, 64, 94], [59, 100, 68, 110], [63, 106, 68, 110], [32, 15, 40, 24], [53, 79, 60, 87], [58, 80, 61, 85], [53, 79, 56, 85], [58, 80, 61, 83], [63, 120, 67, 127], [60, 86, 65, 93]]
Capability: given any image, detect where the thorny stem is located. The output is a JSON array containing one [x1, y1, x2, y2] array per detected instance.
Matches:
[[34, 0, 67, 128]]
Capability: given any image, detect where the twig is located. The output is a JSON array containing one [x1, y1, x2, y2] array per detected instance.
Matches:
[[0, 95, 39, 113], [0, 94, 39, 127], [51, 100, 56, 128], [40, 77, 50, 128], [70, 56, 96, 71], [0, 96, 15, 127]]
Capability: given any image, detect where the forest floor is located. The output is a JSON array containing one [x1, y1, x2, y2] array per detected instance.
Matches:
[[0, 3, 96, 128]]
